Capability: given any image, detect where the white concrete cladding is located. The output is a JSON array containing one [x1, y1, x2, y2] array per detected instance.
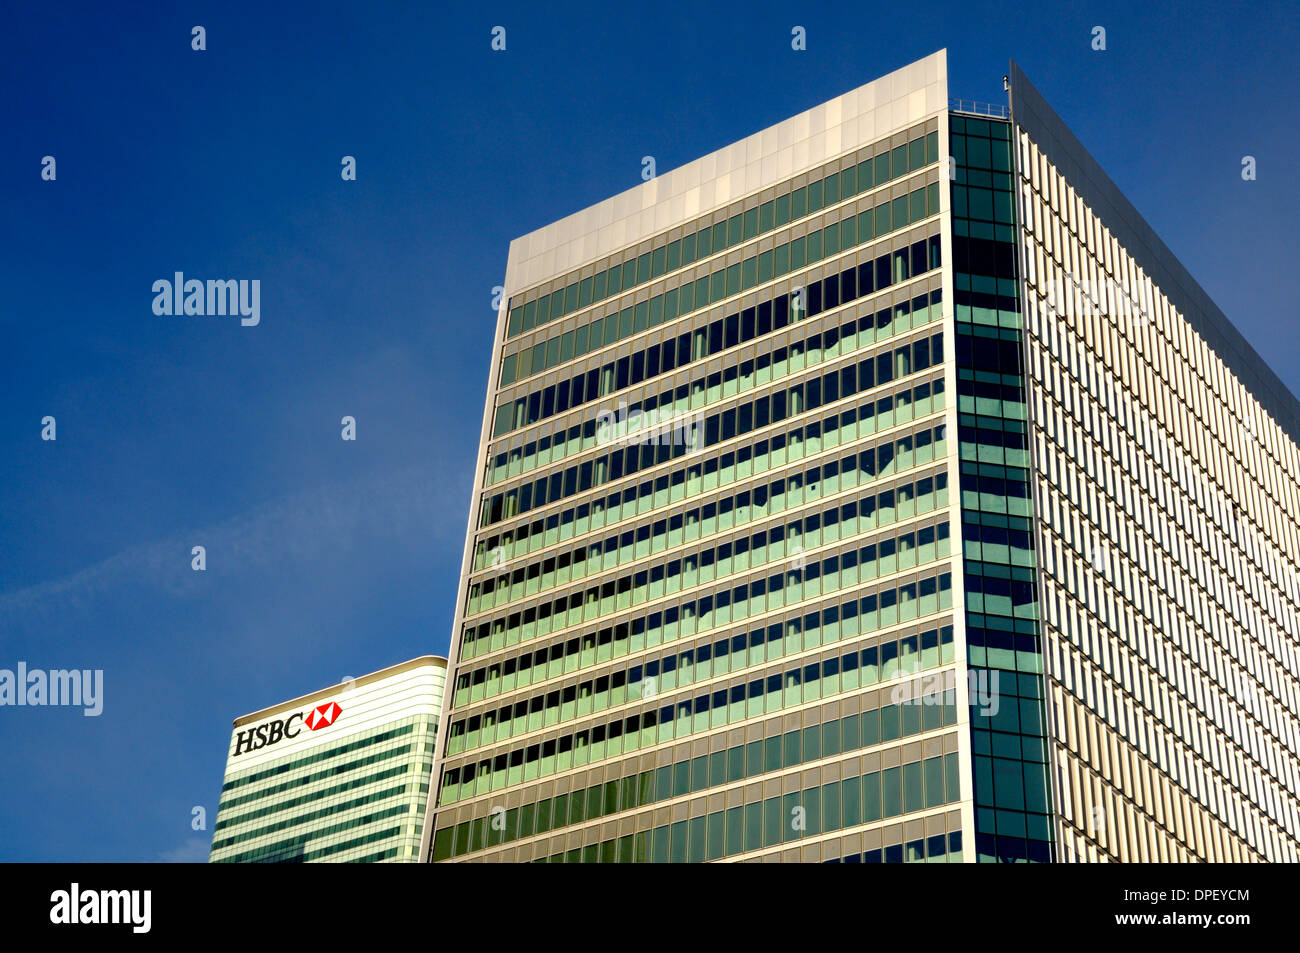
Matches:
[[221, 656, 447, 773], [503, 50, 949, 293]]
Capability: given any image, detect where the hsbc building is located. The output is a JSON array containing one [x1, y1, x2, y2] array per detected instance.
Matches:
[[209, 656, 447, 863]]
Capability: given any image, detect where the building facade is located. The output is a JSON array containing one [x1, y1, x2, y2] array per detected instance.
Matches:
[[210, 656, 446, 863], [421, 50, 1300, 862], [1007, 63, 1300, 862]]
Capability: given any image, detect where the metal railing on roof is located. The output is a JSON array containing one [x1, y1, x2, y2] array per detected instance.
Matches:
[[949, 98, 1009, 119]]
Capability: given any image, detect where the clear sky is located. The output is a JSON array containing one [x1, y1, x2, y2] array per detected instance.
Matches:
[[1, 1, 1295, 861]]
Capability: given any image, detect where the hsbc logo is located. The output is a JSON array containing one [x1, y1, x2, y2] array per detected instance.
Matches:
[[305, 701, 340, 730], [233, 700, 343, 757]]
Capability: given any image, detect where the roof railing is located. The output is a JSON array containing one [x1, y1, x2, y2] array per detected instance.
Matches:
[[949, 98, 1009, 119]]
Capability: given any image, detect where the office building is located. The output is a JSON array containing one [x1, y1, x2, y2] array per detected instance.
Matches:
[[210, 656, 446, 863], [421, 50, 1300, 862]]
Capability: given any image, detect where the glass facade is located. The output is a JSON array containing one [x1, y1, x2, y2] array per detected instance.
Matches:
[[211, 657, 446, 863], [1012, 82, 1300, 860], [951, 115, 1054, 863], [422, 51, 1300, 863], [425, 55, 965, 864]]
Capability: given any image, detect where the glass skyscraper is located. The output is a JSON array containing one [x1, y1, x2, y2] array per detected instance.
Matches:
[[421, 51, 1300, 863], [211, 656, 446, 863]]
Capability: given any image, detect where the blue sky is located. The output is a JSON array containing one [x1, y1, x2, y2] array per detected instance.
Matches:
[[1, 1, 1295, 860]]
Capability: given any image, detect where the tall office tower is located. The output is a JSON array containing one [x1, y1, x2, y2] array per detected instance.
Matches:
[[422, 50, 1300, 863], [210, 656, 446, 863], [1005, 63, 1299, 862]]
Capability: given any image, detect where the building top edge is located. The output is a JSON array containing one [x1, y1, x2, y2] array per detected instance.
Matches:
[[1008, 59, 1300, 446], [231, 655, 448, 729], [503, 50, 949, 292]]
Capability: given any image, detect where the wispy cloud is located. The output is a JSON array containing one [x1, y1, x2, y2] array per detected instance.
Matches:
[[0, 463, 466, 628], [157, 838, 211, 863]]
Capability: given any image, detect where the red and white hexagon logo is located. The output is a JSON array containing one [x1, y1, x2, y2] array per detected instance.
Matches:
[[305, 701, 341, 731]]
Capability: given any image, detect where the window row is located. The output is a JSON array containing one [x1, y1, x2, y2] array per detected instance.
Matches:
[[474, 456, 945, 609], [828, 830, 963, 863], [463, 421, 951, 660], [219, 721, 419, 795], [212, 782, 416, 851], [474, 398, 945, 579], [435, 688, 958, 859], [472, 380, 946, 614], [531, 754, 958, 863], [482, 331, 945, 527], [488, 288, 942, 487], [956, 369, 1027, 422], [469, 427, 950, 656], [438, 571, 953, 803], [215, 762, 415, 833], [972, 745, 1052, 819], [495, 228, 942, 433], [447, 617, 955, 758], [211, 811, 409, 864], [465, 513, 949, 661], [506, 129, 939, 341], [461, 517, 951, 709], [463, 469, 950, 685], [506, 184, 941, 387], [959, 465, 1034, 524]]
